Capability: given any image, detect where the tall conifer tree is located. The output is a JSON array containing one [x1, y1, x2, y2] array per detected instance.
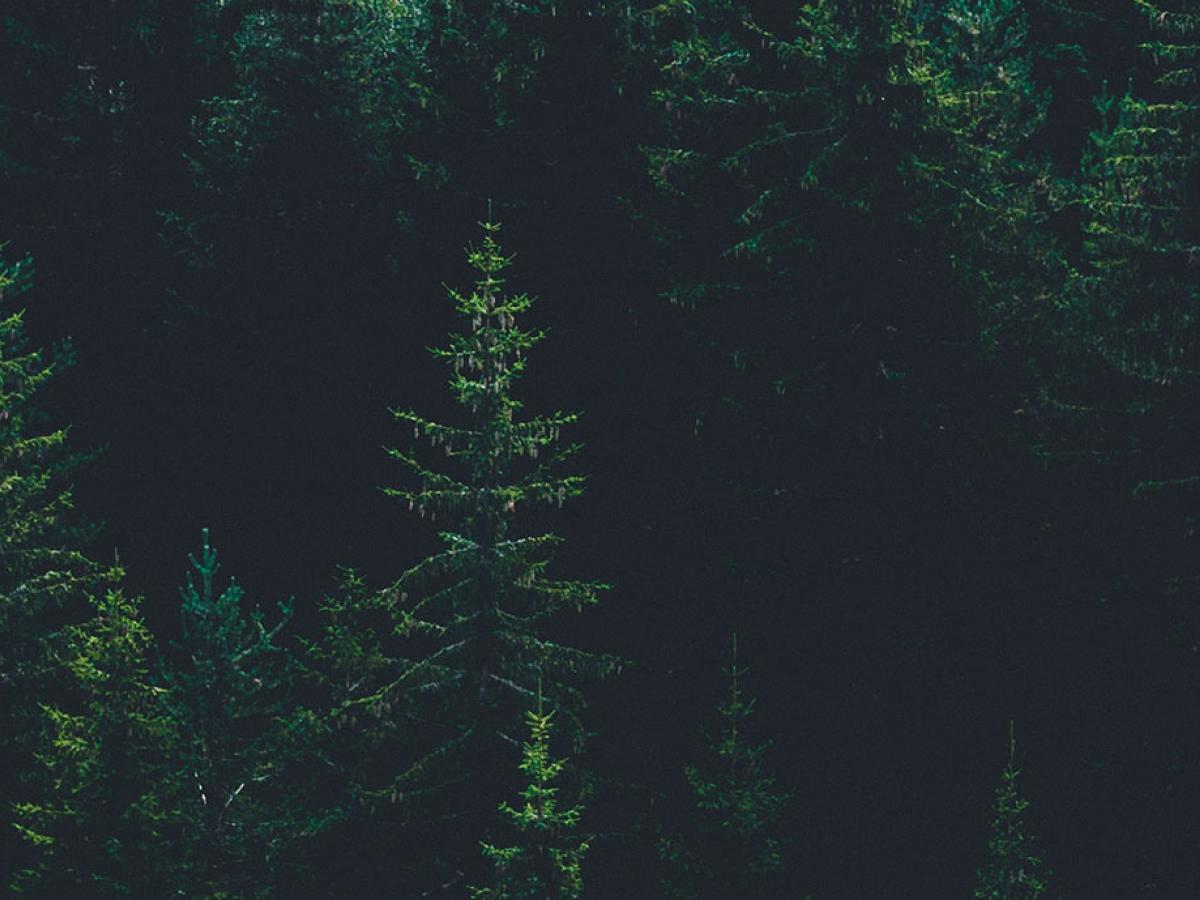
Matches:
[[306, 216, 617, 892], [1037, 1, 1200, 658], [381, 214, 617, 745], [156, 529, 296, 896], [914, 0, 1065, 363], [633, 0, 1039, 623], [170, 0, 435, 329], [1069, 1, 1200, 447], [0, 248, 120, 880]]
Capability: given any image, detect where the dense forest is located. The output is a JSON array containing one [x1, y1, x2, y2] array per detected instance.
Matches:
[[2, 0, 1200, 896]]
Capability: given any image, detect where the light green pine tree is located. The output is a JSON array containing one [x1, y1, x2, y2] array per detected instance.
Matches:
[[0, 246, 121, 883], [11, 589, 180, 897], [469, 686, 589, 900], [378, 215, 619, 743], [973, 723, 1052, 900]]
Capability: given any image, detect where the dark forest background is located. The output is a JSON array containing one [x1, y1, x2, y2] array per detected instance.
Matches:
[[2, 1, 1200, 897]]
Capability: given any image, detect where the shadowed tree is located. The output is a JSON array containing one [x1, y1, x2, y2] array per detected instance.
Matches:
[[157, 529, 296, 896], [973, 723, 1053, 900], [658, 635, 790, 899]]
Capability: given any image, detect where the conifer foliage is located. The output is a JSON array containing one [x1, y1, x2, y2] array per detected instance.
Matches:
[[308, 216, 620, 890], [973, 724, 1052, 900], [0, 248, 120, 882], [1060, 0, 1200, 476], [0, 252, 108, 623], [157, 529, 296, 896], [470, 689, 589, 899], [12, 589, 178, 897], [382, 216, 618, 730], [0, 250, 113, 703], [1041, 1, 1200, 635], [658, 635, 789, 899], [914, 0, 1063, 360], [1076, 0, 1200, 392]]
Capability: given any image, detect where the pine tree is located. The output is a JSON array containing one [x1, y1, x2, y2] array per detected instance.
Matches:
[[1034, 1, 1200, 646], [0, 247, 120, 880], [658, 635, 789, 899], [156, 529, 296, 897], [1066, 1, 1200, 440], [912, 0, 1066, 363], [383, 214, 618, 732], [11, 589, 179, 897], [0, 249, 112, 692], [285, 567, 404, 895], [639, 0, 1064, 427], [306, 216, 618, 892], [973, 723, 1052, 900], [469, 688, 589, 900], [639, 0, 926, 385]]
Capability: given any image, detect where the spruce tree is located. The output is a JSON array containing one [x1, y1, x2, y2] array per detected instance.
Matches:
[[383, 215, 618, 733], [0, 247, 120, 880], [285, 567, 403, 895], [156, 529, 296, 896], [469, 688, 589, 900], [11, 589, 179, 897], [657, 636, 789, 899], [639, 0, 1062, 428], [973, 724, 1052, 900], [913, 0, 1066, 364], [1035, 1, 1200, 651], [633, 0, 1043, 623], [639, 0, 925, 385], [307, 216, 617, 891], [1067, 1, 1200, 443]]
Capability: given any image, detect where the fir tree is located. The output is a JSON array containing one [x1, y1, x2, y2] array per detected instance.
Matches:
[[639, 0, 925, 386], [11, 589, 179, 897], [285, 567, 405, 895], [633, 0, 1041, 619], [973, 723, 1052, 900], [0, 247, 119, 880], [156, 529, 296, 897], [469, 687, 589, 900], [658, 635, 789, 899], [308, 216, 618, 891], [382, 215, 618, 734], [1033, 1, 1200, 657], [0, 249, 112, 696], [913, 0, 1066, 364], [1066, 0, 1200, 439], [639, 0, 1063, 428]]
